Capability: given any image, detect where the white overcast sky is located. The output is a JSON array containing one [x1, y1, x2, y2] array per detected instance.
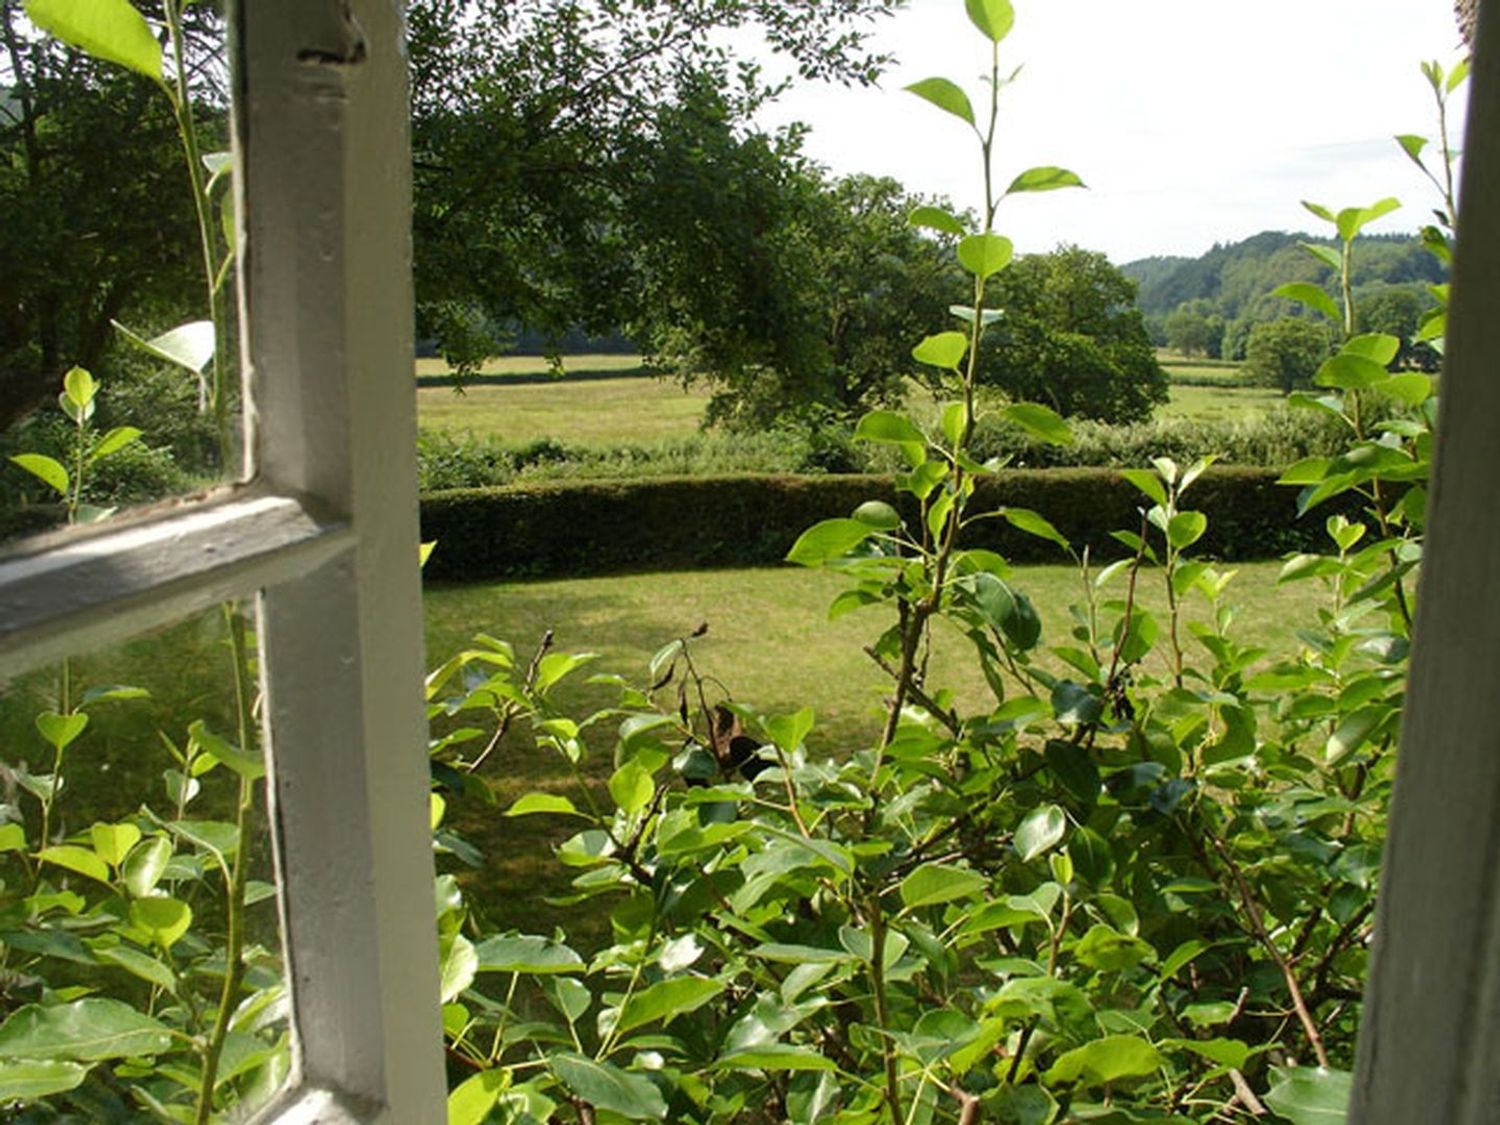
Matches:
[[750, 0, 1470, 263]]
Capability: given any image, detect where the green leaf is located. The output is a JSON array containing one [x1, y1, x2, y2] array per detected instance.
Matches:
[[1381, 372, 1434, 407], [474, 934, 584, 974], [130, 896, 192, 951], [1395, 133, 1428, 164], [506, 793, 583, 818], [1118, 467, 1167, 507], [1045, 1035, 1162, 1087], [852, 500, 900, 530], [1298, 240, 1343, 272], [190, 720, 265, 780], [765, 707, 814, 754], [1167, 511, 1208, 551], [1315, 354, 1388, 390], [857, 409, 928, 444], [1274, 282, 1341, 324], [89, 822, 140, 867], [90, 426, 142, 463], [715, 1045, 836, 1072], [1015, 804, 1066, 863], [0, 823, 25, 854], [62, 366, 96, 411], [23, 0, 163, 80], [958, 233, 1014, 280], [616, 975, 723, 1034], [940, 401, 968, 447], [1162, 1036, 1250, 1070], [1263, 1066, 1352, 1124], [1067, 826, 1114, 885], [10, 454, 69, 498], [95, 945, 176, 992], [1073, 924, 1154, 971], [1005, 166, 1084, 194], [911, 331, 968, 372], [1302, 201, 1336, 223], [35, 712, 88, 752], [909, 205, 965, 236], [37, 846, 111, 886], [1344, 333, 1401, 367], [1003, 508, 1071, 552], [447, 1069, 508, 1125], [1003, 402, 1071, 446], [786, 519, 873, 567], [114, 319, 215, 375], [905, 77, 975, 125], [1326, 707, 1384, 764], [965, 0, 1015, 41], [1336, 197, 1400, 242], [0, 998, 173, 1061], [122, 836, 172, 898], [440, 934, 478, 1004], [609, 761, 654, 815], [550, 1053, 666, 1120], [0, 1059, 88, 1102], [899, 862, 987, 909]]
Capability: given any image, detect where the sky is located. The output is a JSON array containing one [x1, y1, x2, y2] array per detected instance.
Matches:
[[751, 0, 1471, 264]]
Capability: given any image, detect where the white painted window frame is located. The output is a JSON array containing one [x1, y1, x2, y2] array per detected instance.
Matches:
[[1351, 3, 1500, 1121], [0, 0, 445, 1119]]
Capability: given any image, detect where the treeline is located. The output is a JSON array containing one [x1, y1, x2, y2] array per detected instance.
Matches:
[[1125, 230, 1444, 366]]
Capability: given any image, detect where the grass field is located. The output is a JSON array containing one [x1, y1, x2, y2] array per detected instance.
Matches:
[[1160, 382, 1284, 421], [416, 354, 1286, 450], [418, 373, 710, 444]]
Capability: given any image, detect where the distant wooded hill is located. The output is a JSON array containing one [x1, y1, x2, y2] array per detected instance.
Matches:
[[1123, 230, 1445, 359]]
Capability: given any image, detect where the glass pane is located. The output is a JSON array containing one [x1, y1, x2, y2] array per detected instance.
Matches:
[[0, 600, 290, 1118], [1, 3, 241, 546]]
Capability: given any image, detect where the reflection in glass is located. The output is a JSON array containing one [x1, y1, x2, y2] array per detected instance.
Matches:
[[1, 2, 240, 546], [0, 600, 289, 1118]]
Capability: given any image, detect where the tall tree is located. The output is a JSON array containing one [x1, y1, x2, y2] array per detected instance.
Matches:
[[977, 245, 1168, 424], [1243, 316, 1333, 394], [406, 0, 904, 374]]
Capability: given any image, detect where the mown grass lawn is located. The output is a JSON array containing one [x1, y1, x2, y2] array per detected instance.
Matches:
[[1161, 382, 1284, 421]]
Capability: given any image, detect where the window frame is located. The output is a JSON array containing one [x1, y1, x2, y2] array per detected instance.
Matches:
[[0, 0, 445, 1118]]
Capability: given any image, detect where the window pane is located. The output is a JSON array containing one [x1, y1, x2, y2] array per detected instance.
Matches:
[[0, 600, 290, 1118], [1, 3, 241, 546]]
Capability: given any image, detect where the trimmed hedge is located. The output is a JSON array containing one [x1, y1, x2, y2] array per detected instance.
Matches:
[[419, 467, 1357, 582]]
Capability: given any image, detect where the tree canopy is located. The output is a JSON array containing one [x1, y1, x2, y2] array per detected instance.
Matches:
[[977, 246, 1168, 425], [406, 0, 905, 374]]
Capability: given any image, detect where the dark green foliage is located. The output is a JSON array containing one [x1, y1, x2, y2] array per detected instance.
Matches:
[[976, 246, 1168, 424], [418, 468, 1360, 581], [1124, 230, 1444, 324], [407, 0, 904, 376], [0, 5, 210, 430], [1356, 283, 1441, 370], [1244, 317, 1335, 394]]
